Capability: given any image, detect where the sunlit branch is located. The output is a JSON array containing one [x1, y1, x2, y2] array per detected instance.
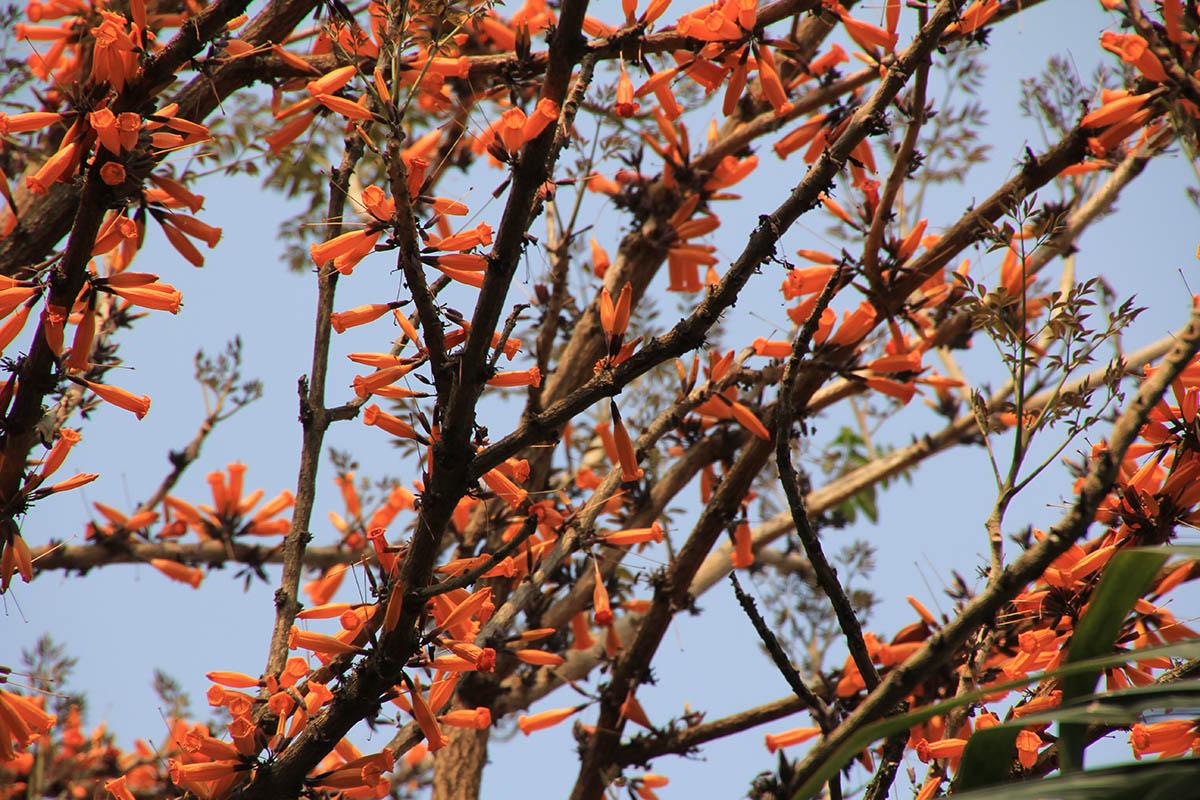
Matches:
[[614, 694, 811, 764], [567, 10, 965, 795], [262, 136, 364, 679], [776, 266, 881, 695], [691, 333, 1177, 596], [787, 305, 1200, 795]]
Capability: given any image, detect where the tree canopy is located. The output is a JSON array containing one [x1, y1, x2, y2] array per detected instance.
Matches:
[[2, 0, 1200, 799]]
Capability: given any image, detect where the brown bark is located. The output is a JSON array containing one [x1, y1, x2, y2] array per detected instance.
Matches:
[[432, 728, 490, 800]]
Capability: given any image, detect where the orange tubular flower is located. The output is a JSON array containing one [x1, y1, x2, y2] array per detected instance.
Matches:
[[109, 284, 182, 314], [149, 559, 204, 588], [266, 112, 315, 153], [592, 557, 613, 626], [40, 304, 64, 356], [288, 625, 362, 655], [168, 759, 241, 785], [753, 339, 792, 359], [0, 111, 62, 135], [487, 366, 542, 387], [886, 0, 901, 33], [1014, 729, 1042, 768], [0, 689, 54, 751], [602, 618, 622, 657], [429, 253, 487, 271], [310, 228, 382, 271], [862, 375, 915, 404], [1100, 32, 1168, 83], [0, 303, 34, 354], [498, 107, 527, 153], [363, 404, 424, 441], [641, 0, 672, 24], [754, 45, 792, 116], [864, 351, 922, 374], [430, 655, 478, 672], [1081, 92, 1155, 130], [600, 283, 633, 353], [915, 736, 967, 763], [440, 707, 492, 730], [63, 306, 93, 372], [307, 65, 357, 96], [37, 473, 99, 496], [514, 649, 566, 666], [1, 534, 33, 589], [480, 468, 527, 508], [765, 726, 820, 753], [1131, 719, 1199, 759], [206, 671, 260, 688], [704, 154, 758, 190], [618, 693, 653, 730], [673, 214, 720, 241], [80, 379, 150, 419], [517, 706, 580, 735], [945, 0, 1000, 35], [730, 402, 770, 440], [429, 221, 492, 252], [434, 264, 485, 287], [314, 92, 375, 121], [25, 138, 82, 196], [571, 610, 595, 650], [828, 301, 878, 347], [809, 45, 848, 77], [731, 521, 754, 568], [488, 91, 534, 139], [610, 402, 644, 482], [105, 776, 136, 800], [782, 263, 838, 297], [274, 95, 319, 122], [92, 214, 139, 255], [162, 213, 221, 248], [426, 196, 467, 217], [839, 11, 898, 54], [614, 62, 640, 118], [148, 172, 205, 212], [89, 11, 139, 91], [435, 587, 492, 637], [897, 218, 928, 262], [635, 66, 680, 103], [0, 286, 37, 319], [599, 521, 664, 547], [411, 674, 453, 716], [330, 302, 396, 333], [516, 628, 556, 643], [442, 641, 495, 673], [159, 220, 207, 266], [676, 7, 741, 40], [723, 52, 749, 118], [89, 108, 122, 155], [353, 363, 417, 398], [408, 683, 449, 752], [36, 427, 80, 482]]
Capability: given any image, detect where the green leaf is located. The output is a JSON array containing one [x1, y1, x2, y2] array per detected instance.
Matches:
[[857, 487, 878, 524], [790, 639, 1200, 799], [999, 680, 1200, 729], [1060, 549, 1168, 770], [953, 724, 1021, 791], [948, 756, 1200, 800], [954, 679, 1200, 791]]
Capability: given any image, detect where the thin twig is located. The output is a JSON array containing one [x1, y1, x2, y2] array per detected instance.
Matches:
[[730, 573, 831, 725]]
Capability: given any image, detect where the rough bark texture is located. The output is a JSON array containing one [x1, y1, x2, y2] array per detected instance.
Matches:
[[432, 728, 490, 800]]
